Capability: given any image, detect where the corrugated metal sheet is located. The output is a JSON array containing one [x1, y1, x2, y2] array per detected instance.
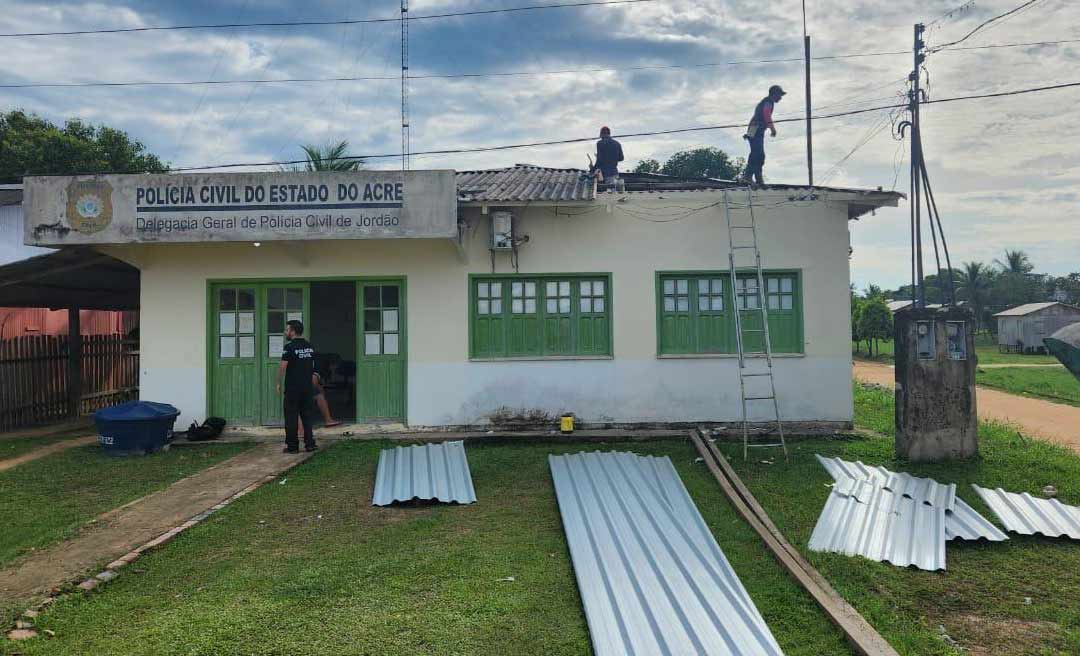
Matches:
[[816, 455, 1005, 542], [371, 441, 476, 506], [946, 497, 1008, 542], [973, 485, 1080, 539], [816, 455, 956, 509], [456, 165, 594, 203], [549, 451, 782, 656], [809, 480, 946, 571]]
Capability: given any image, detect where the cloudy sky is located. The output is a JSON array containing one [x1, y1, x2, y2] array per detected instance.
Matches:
[[1, 0, 1077, 289]]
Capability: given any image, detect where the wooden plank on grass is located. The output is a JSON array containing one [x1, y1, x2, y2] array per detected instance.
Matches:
[[689, 430, 899, 656]]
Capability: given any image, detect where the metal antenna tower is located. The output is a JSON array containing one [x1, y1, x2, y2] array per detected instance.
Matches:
[[400, 0, 410, 170]]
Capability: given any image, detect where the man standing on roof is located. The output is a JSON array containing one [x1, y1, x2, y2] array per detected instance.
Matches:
[[594, 126, 624, 183], [740, 85, 786, 186]]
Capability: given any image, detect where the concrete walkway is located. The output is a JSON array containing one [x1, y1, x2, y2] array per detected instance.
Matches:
[[854, 360, 1080, 452], [0, 436, 96, 473], [0, 443, 312, 611]]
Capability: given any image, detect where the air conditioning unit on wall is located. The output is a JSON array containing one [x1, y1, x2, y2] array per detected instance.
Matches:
[[491, 211, 513, 251]]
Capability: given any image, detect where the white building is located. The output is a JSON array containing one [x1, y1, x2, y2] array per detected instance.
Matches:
[[15, 167, 900, 430], [994, 302, 1080, 353]]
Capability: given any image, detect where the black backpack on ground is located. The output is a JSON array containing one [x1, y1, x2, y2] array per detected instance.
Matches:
[[186, 417, 227, 441]]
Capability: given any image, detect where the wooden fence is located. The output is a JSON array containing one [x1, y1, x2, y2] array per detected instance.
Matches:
[[0, 334, 139, 432]]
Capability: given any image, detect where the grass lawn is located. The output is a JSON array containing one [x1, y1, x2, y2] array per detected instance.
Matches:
[[0, 428, 93, 461], [723, 384, 1080, 656], [976, 367, 1080, 407], [8, 390, 1080, 655], [0, 443, 251, 572], [5, 439, 863, 656]]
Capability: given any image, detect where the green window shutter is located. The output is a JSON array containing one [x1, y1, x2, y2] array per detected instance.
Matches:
[[576, 279, 610, 355], [764, 274, 802, 353], [473, 280, 506, 358], [695, 276, 732, 353], [658, 276, 694, 353], [507, 280, 541, 356], [471, 275, 612, 359], [542, 280, 574, 355], [657, 271, 802, 356]]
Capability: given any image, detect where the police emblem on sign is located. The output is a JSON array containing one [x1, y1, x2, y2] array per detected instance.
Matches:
[[65, 179, 113, 234]]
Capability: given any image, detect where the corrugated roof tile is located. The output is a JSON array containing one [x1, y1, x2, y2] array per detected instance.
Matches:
[[973, 485, 1080, 539], [809, 483, 947, 571], [816, 455, 1005, 542], [549, 451, 782, 656], [371, 441, 477, 506], [456, 165, 594, 202]]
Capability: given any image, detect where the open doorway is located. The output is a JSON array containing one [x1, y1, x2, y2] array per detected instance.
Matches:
[[310, 281, 357, 424]]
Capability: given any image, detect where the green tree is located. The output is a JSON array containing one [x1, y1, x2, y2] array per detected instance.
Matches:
[[851, 293, 865, 354], [863, 283, 884, 300], [633, 158, 661, 174], [633, 148, 743, 179], [956, 261, 992, 331], [994, 249, 1034, 275], [285, 140, 363, 172], [661, 147, 742, 179], [0, 110, 167, 182], [857, 299, 893, 357]]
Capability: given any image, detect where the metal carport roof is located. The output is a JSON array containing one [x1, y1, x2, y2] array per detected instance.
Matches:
[[0, 248, 139, 310]]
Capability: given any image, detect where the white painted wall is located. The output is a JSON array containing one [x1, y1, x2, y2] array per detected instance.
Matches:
[[111, 188, 859, 428], [0, 204, 52, 266]]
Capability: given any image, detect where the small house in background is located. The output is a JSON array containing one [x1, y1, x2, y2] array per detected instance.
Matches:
[[994, 302, 1080, 353]]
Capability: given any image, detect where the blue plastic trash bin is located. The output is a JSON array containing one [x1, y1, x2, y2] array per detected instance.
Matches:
[[94, 401, 180, 457]]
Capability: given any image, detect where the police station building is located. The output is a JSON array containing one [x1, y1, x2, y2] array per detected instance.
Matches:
[[23, 167, 899, 431]]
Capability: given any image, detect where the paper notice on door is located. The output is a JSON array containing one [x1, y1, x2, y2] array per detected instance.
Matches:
[[268, 335, 285, 357]]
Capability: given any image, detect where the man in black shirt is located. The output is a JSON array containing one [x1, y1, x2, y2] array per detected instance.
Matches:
[[276, 320, 317, 453], [594, 126, 624, 183]]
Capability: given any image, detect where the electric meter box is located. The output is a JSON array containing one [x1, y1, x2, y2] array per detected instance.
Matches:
[[893, 306, 978, 462], [491, 211, 513, 251]]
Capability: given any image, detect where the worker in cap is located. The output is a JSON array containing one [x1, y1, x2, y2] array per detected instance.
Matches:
[[594, 126, 624, 184], [740, 84, 786, 186]]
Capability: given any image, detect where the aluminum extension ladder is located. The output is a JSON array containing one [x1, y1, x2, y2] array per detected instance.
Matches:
[[723, 187, 788, 460]]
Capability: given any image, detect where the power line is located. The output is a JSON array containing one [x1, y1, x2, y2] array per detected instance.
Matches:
[[8, 36, 1077, 90], [940, 37, 1080, 52], [23, 79, 1080, 176], [929, 0, 1048, 52], [0, 0, 659, 38]]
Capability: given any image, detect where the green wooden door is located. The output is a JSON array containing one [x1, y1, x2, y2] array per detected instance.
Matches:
[[260, 284, 309, 426], [210, 285, 259, 424], [357, 281, 406, 422]]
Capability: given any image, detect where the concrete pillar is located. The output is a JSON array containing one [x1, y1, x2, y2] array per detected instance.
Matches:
[[894, 306, 978, 462]]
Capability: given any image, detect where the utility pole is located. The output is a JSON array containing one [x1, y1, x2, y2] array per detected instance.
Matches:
[[401, 0, 410, 171], [802, 1, 813, 186], [909, 23, 927, 307]]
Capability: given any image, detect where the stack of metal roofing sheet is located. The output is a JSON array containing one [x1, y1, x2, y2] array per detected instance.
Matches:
[[809, 478, 947, 571], [815, 455, 1006, 543], [973, 485, 1080, 539], [371, 441, 477, 506], [549, 451, 783, 656]]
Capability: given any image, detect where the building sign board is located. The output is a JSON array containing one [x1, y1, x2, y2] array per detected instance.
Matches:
[[24, 170, 457, 245]]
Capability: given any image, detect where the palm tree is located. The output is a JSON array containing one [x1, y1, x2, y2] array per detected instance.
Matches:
[[994, 249, 1033, 275], [284, 140, 363, 172], [956, 261, 991, 330]]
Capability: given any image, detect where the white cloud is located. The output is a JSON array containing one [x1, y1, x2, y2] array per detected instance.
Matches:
[[1, 0, 1078, 287]]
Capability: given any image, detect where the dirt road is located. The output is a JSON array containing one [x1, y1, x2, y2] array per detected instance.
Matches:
[[854, 360, 1080, 452]]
